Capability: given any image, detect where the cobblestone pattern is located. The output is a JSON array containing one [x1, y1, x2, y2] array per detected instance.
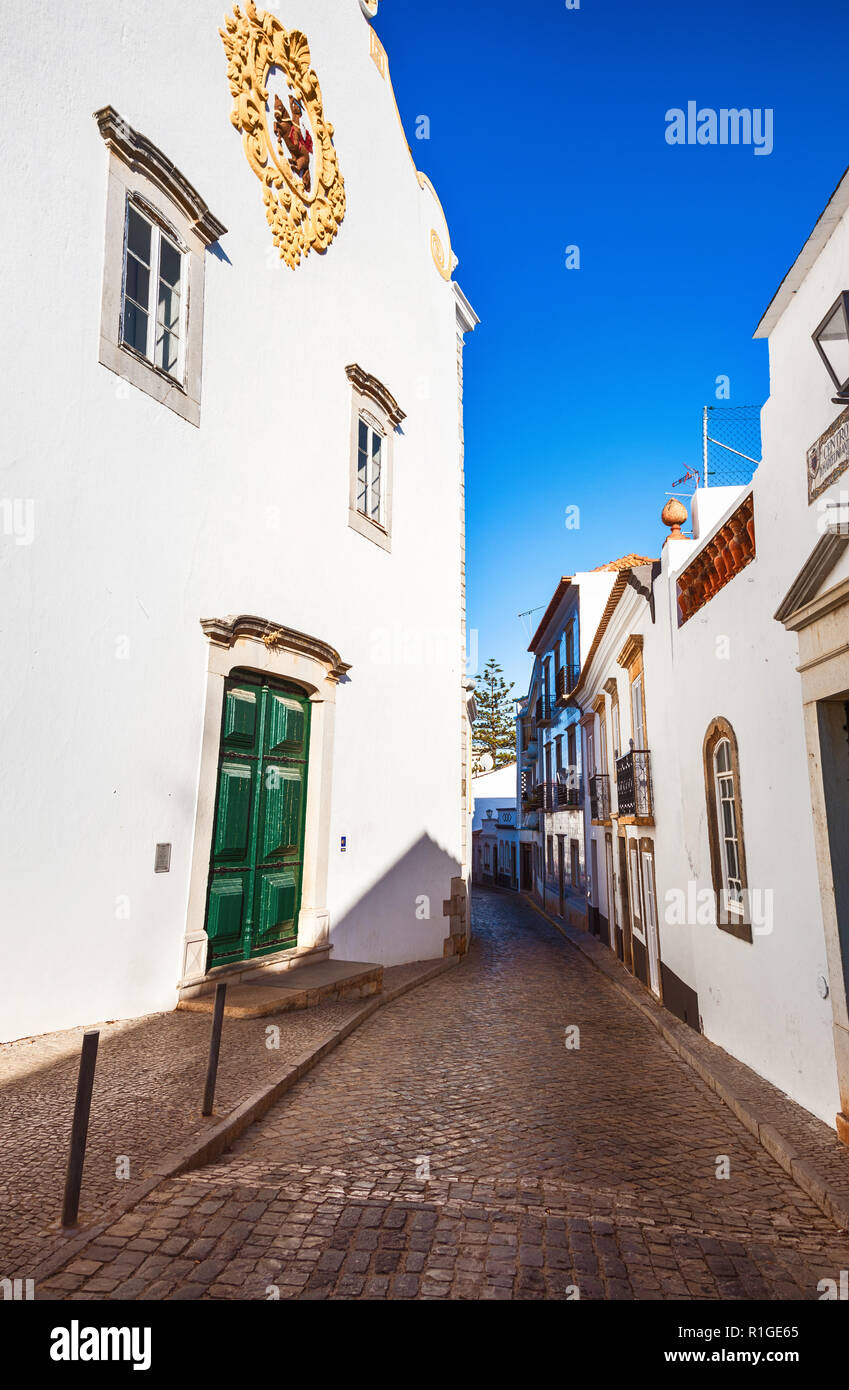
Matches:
[[36, 891, 849, 1300], [0, 963, 433, 1278]]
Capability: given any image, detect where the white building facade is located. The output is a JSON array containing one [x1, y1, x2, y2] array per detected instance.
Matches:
[[572, 166, 849, 1132], [0, 0, 477, 1042], [471, 762, 518, 890]]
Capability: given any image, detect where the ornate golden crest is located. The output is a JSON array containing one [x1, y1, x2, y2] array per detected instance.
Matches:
[[220, 3, 345, 268]]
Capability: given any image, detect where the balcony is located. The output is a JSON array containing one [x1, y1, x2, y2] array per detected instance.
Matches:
[[541, 779, 583, 812], [521, 772, 542, 809], [615, 749, 653, 819], [524, 736, 539, 762], [535, 694, 556, 727], [589, 773, 610, 821], [555, 663, 581, 705]]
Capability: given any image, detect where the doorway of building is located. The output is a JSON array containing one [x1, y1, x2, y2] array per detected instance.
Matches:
[[557, 836, 565, 918], [521, 843, 532, 891], [605, 833, 620, 959], [204, 671, 311, 969], [640, 844, 662, 998], [618, 834, 634, 973]]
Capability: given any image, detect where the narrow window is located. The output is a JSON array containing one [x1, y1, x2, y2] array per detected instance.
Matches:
[[612, 700, 621, 761], [631, 672, 646, 748], [357, 418, 384, 524], [714, 738, 744, 915], [121, 200, 184, 380], [703, 718, 751, 941]]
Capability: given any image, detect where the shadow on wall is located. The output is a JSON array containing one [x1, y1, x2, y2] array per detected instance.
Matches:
[[329, 832, 462, 967]]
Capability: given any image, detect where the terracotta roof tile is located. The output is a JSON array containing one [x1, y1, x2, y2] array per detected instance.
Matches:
[[592, 554, 657, 572]]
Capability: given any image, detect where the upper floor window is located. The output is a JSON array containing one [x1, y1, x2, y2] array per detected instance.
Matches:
[[346, 364, 405, 552], [95, 106, 226, 427], [631, 671, 646, 749], [356, 418, 384, 525], [714, 739, 743, 912], [703, 717, 751, 942], [122, 202, 184, 379]]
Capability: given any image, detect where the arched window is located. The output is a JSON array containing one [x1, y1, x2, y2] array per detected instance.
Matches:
[[703, 718, 751, 942]]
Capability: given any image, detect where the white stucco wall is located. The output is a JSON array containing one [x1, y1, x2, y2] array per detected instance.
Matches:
[[580, 457, 844, 1124], [0, 0, 472, 1039], [471, 763, 517, 830]]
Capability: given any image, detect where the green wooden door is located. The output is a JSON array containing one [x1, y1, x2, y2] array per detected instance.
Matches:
[[204, 672, 311, 969]]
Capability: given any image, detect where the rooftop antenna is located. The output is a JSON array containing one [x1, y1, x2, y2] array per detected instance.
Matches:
[[517, 603, 545, 640], [667, 464, 700, 498]]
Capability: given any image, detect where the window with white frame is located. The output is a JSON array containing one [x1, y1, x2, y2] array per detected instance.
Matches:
[[346, 364, 404, 551], [713, 738, 744, 915], [631, 672, 646, 748], [95, 106, 226, 427], [703, 717, 750, 942], [122, 201, 185, 379], [356, 417, 384, 525]]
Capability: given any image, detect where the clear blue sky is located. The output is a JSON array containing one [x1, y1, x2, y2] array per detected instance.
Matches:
[[374, 0, 849, 696]]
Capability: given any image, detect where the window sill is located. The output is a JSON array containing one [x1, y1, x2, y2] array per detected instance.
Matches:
[[348, 505, 391, 552], [118, 340, 187, 394], [99, 333, 200, 427], [717, 916, 753, 944]]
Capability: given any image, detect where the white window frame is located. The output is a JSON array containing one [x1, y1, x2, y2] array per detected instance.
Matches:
[[713, 737, 744, 916], [96, 106, 225, 428], [631, 672, 646, 749], [346, 364, 404, 553], [121, 197, 187, 384], [355, 415, 385, 526]]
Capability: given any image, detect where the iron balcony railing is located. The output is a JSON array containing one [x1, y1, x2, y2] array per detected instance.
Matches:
[[535, 694, 555, 726], [615, 749, 652, 818], [589, 772, 610, 821], [542, 779, 583, 812], [555, 663, 581, 704], [521, 773, 542, 809]]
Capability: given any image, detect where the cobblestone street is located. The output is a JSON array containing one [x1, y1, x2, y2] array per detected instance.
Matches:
[[40, 890, 849, 1301]]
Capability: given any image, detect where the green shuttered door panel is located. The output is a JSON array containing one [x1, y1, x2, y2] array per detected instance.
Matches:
[[204, 673, 311, 968]]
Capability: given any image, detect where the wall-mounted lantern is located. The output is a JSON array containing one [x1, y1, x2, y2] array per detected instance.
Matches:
[[813, 292, 849, 403]]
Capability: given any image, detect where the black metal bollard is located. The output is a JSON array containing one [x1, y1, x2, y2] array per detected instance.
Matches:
[[202, 982, 227, 1116], [61, 1030, 100, 1228]]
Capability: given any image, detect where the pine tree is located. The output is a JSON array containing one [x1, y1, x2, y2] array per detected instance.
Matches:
[[472, 659, 516, 771]]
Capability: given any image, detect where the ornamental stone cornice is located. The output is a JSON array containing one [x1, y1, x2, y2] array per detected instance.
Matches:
[[200, 615, 351, 682], [775, 531, 849, 628], [345, 364, 406, 427], [94, 106, 228, 247], [616, 634, 644, 671]]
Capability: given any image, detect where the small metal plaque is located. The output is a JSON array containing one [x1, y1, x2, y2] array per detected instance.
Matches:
[[154, 843, 172, 874]]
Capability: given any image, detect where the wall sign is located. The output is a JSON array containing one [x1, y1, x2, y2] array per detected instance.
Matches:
[[807, 405, 849, 502]]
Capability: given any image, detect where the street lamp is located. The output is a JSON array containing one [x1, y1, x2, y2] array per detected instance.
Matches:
[[813, 292, 849, 403]]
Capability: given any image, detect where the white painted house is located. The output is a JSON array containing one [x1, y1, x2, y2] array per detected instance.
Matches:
[[0, 0, 477, 1042], [471, 762, 518, 889], [572, 161, 849, 1134]]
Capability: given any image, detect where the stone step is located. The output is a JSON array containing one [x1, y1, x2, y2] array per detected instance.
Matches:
[[176, 959, 383, 1020]]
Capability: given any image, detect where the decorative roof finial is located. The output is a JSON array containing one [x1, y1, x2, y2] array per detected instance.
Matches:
[[661, 496, 688, 541]]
